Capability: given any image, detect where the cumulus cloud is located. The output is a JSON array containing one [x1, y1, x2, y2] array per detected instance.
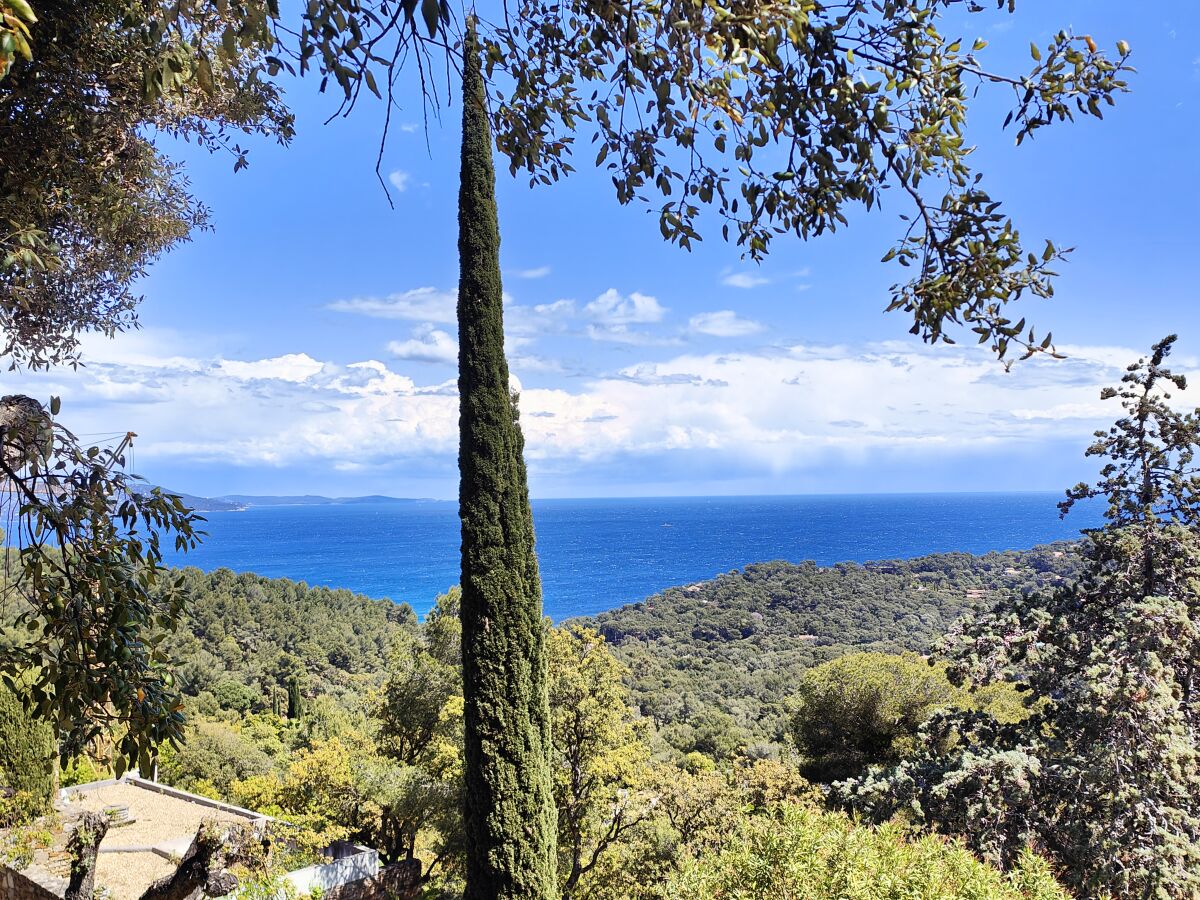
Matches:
[[387, 325, 458, 364], [689, 310, 764, 338], [722, 272, 770, 289], [217, 354, 326, 383], [585, 289, 667, 326], [388, 170, 411, 192], [16, 333, 1187, 490], [515, 266, 552, 279], [506, 299, 576, 341], [583, 289, 669, 343], [328, 287, 457, 324], [334, 286, 674, 350]]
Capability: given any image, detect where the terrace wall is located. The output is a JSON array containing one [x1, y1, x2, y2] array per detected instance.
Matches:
[[0, 864, 65, 900]]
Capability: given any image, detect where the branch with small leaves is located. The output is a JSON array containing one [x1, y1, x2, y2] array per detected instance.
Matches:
[[0, 394, 203, 770], [486, 0, 1131, 360]]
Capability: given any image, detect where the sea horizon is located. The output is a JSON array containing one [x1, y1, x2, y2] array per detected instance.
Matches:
[[188, 487, 1084, 504], [161, 491, 1103, 620]]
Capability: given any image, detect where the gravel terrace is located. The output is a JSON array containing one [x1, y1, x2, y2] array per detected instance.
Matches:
[[60, 782, 259, 900]]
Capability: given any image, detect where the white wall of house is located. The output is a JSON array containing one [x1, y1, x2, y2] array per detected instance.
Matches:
[[282, 847, 380, 895]]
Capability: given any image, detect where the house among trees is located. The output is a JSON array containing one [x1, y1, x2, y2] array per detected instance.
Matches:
[[0, 774, 384, 900]]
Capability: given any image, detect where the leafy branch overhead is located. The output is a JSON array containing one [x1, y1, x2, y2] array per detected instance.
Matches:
[[3, 1, 1129, 366], [488, 0, 1131, 360], [0, 0, 35, 79]]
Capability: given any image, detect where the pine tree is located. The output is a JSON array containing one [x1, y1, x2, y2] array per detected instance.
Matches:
[[456, 20, 557, 900], [843, 336, 1200, 897]]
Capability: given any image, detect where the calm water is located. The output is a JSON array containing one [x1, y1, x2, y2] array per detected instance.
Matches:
[[159, 494, 1103, 619]]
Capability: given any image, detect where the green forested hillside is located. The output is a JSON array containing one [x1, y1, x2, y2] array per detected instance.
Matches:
[[165, 546, 1082, 742], [592, 544, 1082, 751], [0, 546, 1090, 897], [6, 547, 1081, 751], [165, 567, 417, 716]]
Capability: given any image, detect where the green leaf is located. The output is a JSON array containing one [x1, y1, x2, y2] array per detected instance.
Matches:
[[221, 26, 237, 61], [49, 395, 60, 416], [1030, 42, 1042, 62], [6, 0, 35, 23], [196, 53, 215, 95], [421, 0, 439, 37]]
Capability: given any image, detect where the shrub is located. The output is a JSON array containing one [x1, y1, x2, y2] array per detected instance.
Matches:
[[671, 803, 1067, 899], [788, 652, 961, 782], [158, 720, 274, 797], [0, 687, 55, 822]]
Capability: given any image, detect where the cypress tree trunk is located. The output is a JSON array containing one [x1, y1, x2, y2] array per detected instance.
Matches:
[[457, 21, 558, 900]]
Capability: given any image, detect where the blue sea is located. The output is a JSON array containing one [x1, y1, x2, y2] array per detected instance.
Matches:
[[159, 493, 1103, 620]]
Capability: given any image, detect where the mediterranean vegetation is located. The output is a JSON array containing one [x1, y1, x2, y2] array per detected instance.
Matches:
[[6, 341, 1200, 897], [596, 544, 1080, 753], [3, 0, 1195, 898]]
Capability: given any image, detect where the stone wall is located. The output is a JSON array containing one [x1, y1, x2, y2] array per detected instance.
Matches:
[[323, 861, 422, 900], [0, 864, 65, 900]]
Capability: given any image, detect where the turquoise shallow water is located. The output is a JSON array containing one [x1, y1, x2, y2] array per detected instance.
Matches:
[[160, 493, 1101, 619]]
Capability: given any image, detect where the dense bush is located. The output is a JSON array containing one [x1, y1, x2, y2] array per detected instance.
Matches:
[[789, 652, 961, 782], [0, 687, 55, 823], [671, 804, 1067, 900], [157, 719, 275, 797]]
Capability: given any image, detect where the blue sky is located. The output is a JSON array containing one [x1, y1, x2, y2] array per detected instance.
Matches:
[[13, 2, 1200, 499]]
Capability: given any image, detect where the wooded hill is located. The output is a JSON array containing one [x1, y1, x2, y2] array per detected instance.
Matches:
[[162, 567, 417, 717], [157, 545, 1083, 756], [591, 544, 1083, 752]]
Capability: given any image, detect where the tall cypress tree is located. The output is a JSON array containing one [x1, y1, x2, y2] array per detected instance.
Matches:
[[456, 20, 558, 900], [287, 676, 303, 721]]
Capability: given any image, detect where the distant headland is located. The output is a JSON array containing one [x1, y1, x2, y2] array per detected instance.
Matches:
[[147, 490, 437, 512]]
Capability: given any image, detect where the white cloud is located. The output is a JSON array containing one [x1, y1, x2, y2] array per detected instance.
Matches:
[[328, 287, 457, 324], [722, 272, 770, 289], [17, 332, 1183, 488], [582, 289, 669, 343], [218, 354, 326, 383], [506, 299, 575, 337], [689, 310, 764, 338], [585, 289, 666, 325], [515, 266, 551, 279], [75, 327, 206, 371], [388, 170, 411, 192], [584, 325, 681, 346], [533, 299, 575, 317], [387, 324, 457, 365]]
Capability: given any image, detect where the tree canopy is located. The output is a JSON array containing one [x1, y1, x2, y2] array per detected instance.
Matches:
[[843, 338, 1200, 898], [0, 0, 290, 369], [789, 652, 959, 782], [3, 1, 1131, 363]]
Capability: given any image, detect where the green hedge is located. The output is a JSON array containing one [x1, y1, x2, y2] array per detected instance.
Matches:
[[0, 688, 55, 823]]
